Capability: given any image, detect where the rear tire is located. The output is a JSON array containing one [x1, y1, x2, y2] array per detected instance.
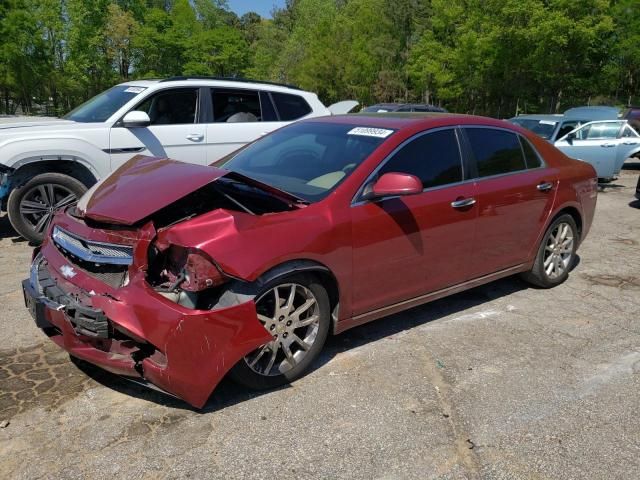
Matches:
[[7, 172, 87, 244], [521, 214, 578, 288], [229, 273, 330, 390]]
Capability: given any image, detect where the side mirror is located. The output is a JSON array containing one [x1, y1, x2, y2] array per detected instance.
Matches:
[[122, 111, 151, 128], [566, 131, 576, 144], [363, 172, 422, 201]]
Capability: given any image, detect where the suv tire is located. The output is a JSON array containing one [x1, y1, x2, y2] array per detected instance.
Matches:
[[7, 172, 87, 244]]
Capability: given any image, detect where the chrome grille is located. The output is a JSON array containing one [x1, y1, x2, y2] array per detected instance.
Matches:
[[52, 227, 133, 266]]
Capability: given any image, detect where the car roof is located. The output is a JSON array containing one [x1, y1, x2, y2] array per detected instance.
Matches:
[[366, 103, 444, 109], [510, 114, 563, 121], [303, 112, 512, 131], [117, 77, 306, 94]]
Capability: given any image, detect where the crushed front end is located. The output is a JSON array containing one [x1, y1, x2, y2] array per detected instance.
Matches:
[[22, 209, 272, 408]]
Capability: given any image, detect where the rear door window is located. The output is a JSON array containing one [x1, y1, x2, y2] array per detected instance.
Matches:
[[465, 128, 526, 178], [211, 89, 262, 123], [519, 136, 543, 169], [271, 92, 312, 120], [378, 128, 463, 189]]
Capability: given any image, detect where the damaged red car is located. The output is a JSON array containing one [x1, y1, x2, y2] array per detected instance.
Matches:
[[22, 113, 598, 408]]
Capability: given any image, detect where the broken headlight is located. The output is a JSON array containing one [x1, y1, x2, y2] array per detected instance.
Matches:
[[147, 244, 228, 308]]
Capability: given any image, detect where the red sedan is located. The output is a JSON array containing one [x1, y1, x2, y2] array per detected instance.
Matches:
[[22, 113, 598, 408]]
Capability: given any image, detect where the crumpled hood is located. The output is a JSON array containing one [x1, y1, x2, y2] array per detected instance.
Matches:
[[78, 155, 228, 225]]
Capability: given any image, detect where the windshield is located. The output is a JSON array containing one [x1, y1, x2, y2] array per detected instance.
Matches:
[[215, 122, 393, 202], [64, 85, 147, 123], [510, 118, 558, 140]]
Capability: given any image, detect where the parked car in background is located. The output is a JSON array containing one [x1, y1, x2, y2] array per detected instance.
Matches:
[[621, 106, 640, 133], [554, 120, 640, 181], [362, 103, 447, 113], [563, 106, 620, 121], [0, 77, 357, 243], [508, 114, 588, 143], [23, 113, 597, 408]]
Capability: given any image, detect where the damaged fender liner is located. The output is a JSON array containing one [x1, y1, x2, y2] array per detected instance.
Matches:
[[31, 240, 273, 408]]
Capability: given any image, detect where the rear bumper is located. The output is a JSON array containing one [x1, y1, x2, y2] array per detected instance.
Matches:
[[25, 242, 271, 408]]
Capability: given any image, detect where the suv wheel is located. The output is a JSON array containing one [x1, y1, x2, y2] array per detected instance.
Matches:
[[7, 173, 87, 244]]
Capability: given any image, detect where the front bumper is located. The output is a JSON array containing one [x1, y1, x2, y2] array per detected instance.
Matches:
[[25, 232, 271, 408]]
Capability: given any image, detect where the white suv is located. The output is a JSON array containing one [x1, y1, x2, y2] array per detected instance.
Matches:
[[0, 77, 356, 242]]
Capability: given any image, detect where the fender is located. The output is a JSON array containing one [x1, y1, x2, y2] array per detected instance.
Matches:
[[0, 136, 110, 180]]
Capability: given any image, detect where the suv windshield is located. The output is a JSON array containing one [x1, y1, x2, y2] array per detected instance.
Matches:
[[216, 122, 393, 202], [64, 85, 146, 123], [510, 118, 557, 140]]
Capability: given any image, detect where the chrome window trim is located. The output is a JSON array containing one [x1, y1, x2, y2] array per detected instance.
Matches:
[[351, 126, 465, 206], [52, 227, 133, 266]]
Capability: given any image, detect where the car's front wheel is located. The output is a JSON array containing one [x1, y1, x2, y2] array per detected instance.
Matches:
[[7, 173, 87, 244], [230, 274, 330, 390], [522, 213, 578, 288]]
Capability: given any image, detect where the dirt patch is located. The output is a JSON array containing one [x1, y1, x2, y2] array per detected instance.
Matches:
[[0, 343, 96, 420], [581, 274, 640, 290]]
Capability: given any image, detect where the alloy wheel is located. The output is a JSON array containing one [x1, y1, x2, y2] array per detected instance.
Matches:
[[543, 222, 574, 279], [245, 283, 321, 376], [19, 184, 78, 235]]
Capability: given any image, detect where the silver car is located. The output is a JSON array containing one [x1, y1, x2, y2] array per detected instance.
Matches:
[[554, 120, 640, 181]]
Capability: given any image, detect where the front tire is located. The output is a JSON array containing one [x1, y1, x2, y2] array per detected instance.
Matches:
[[229, 274, 331, 390], [521, 214, 578, 288], [7, 173, 87, 244]]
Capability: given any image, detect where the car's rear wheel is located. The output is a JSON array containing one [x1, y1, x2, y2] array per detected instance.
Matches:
[[521, 214, 578, 288], [7, 173, 87, 244], [229, 274, 330, 390]]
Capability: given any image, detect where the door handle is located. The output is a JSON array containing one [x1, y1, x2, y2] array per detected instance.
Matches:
[[622, 141, 638, 145], [451, 197, 476, 209], [600, 143, 616, 147], [186, 133, 204, 142], [537, 182, 553, 192]]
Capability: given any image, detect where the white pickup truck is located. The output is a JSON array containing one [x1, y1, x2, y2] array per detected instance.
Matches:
[[0, 77, 356, 242]]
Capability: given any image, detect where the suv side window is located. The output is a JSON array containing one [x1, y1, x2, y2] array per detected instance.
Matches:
[[212, 89, 261, 123], [271, 92, 312, 120], [136, 88, 199, 125], [378, 128, 463, 189], [465, 128, 526, 178]]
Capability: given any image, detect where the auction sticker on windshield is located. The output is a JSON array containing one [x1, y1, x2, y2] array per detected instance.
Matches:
[[124, 86, 147, 94], [347, 127, 394, 138]]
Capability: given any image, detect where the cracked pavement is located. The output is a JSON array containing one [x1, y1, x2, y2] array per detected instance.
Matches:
[[0, 163, 639, 479]]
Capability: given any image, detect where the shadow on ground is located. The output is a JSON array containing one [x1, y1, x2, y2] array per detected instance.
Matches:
[[76, 273, 537, 413], [0, 215, 24, 242]]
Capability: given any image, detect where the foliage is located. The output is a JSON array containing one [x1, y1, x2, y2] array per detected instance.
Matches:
[[0, 0, 637, 116]]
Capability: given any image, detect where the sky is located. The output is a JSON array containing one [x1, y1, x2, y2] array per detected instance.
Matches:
[[227, 0, 286, 18]]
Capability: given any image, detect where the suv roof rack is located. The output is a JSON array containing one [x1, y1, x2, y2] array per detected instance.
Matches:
[[159, 76, 302, 90]]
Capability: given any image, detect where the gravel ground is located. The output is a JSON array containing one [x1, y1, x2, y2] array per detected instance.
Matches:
[[0, 162, 638, 480]]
